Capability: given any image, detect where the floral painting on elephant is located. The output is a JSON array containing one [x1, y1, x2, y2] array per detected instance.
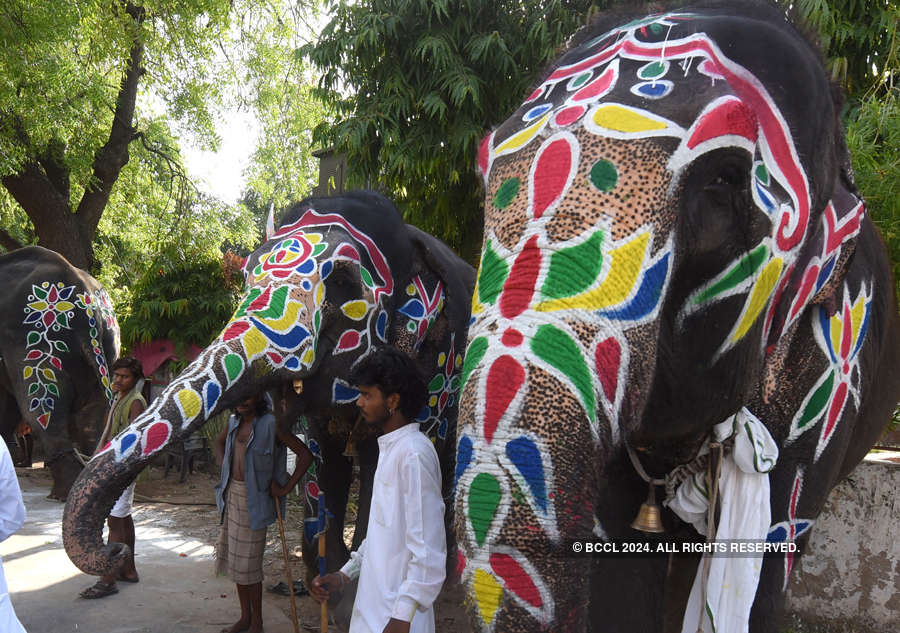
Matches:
[[456, 3, 900, 632]]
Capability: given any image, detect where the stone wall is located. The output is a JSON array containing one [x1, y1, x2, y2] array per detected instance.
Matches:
[[787, 454, 900, 632]]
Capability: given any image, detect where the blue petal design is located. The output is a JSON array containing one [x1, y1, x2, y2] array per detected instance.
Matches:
[[321, 260, 333, 279], [454, 435, 473, 489], [815, 256, 836, 292], [120, 433, 138, 454], [59, 286, 74, 300], [204, 381, 221, 415], [438, 418, 448, 439], [332, 379, 360, 404], [523, 103, 552, 121], [631, 80, 673, 99], [755, 182, 776, 213], [852, 301, 872, 358], [308, 438, 321, 458], [398, 299, 425, 319], [376, 311, 388, 342], [24, 312, 41, 324], [285, 357, 300, 370], [506, 436, 548, 513], [29, 399, 40, 411], [296, 259, 315, 275], [818, 307, 837, 363], [415, 406, 430, 422], [767, 524, 787, 542], [248, 318, 310, 350], [599, 252, 670, 321]]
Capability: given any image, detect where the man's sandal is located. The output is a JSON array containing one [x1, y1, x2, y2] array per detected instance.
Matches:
[[79, 581, 119, 599]]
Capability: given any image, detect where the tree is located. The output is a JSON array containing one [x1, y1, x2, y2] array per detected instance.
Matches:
[[0, 1, 238, 271], [792, 0, 899, 97], [303, 0, 601, 260]]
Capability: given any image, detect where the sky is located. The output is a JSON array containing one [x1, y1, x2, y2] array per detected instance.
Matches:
[[181, 109, 260, 205]]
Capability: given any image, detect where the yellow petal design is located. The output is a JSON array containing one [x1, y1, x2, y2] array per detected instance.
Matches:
[[242, 328, 268, 358], [54, 301, 75, 312], [495, 113, 551, 156], [306, 233, 322, 244], [255, 300, 303, 332], [592, 104, 669, 133], [23, 367, 33, 379], [537, 232, 649, 312], [316, 282, 325, 306], [341, 300, 370, 320], [731, 258, 784, 343], [28, 301, 48, 311], [829, 312, 842, 358], [301, 348, 315, 366], [177, 388, 202, 422], [473, 568, 503, 626], [849, 294, 865, 352]]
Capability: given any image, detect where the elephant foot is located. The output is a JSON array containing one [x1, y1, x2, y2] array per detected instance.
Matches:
[[220, 619, 250, 633]]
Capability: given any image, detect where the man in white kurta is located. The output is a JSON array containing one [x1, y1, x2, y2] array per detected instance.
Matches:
[[0, 439, 27, 632], [311, 347, 446, 633]]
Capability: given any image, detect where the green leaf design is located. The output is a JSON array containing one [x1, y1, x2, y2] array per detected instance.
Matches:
[[460, 336, 488, 392], [360, 267, 374, 288], [796, 371, 835, 431], [477, 241, 508, 306], [33, 286, 48, 301], [251, 286, 288, 320], [695, 244, 769, 304], [532, 324, 595, 422], [47, 383, 59, 396], [26, 331, 41, 347], [542, 231, 604, 300], [493, 178, 520, 209], [427, 374, 445, 393], [27, 383, 39, 396], [54, 340, 69, 353], [468, 472, 501, 546], [224, 353, 244, 384], [235, 287, 262, 318]]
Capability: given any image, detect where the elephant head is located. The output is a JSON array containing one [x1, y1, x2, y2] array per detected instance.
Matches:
[[63, 190, 474, 578], [455, 4, 900, 632], [0, 246, 119, 500]]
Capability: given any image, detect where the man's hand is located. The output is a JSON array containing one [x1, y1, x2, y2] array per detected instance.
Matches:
[[270, 481, 291, 498], [382, 619, 411, 633], [310, 573, 344, 603]]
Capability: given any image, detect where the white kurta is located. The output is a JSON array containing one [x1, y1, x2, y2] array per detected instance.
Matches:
[[0, 440, 27, 633], [340, 423, 446, 633]]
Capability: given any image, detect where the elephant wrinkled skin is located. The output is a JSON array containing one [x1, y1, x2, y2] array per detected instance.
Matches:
[[454, 3, 900, 632]]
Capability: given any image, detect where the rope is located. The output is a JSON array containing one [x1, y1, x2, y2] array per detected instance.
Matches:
[[696, 441, 723, 633]]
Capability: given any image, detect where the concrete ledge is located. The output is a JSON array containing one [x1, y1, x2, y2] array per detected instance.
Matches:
[[787, 454, 900, 632]]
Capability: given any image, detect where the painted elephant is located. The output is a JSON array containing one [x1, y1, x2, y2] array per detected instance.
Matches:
[[0, 246, 119, 500], [63, 190, 474, 581], [454, 3, 900, 632]]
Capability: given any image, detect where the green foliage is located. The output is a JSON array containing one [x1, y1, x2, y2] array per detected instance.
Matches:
[[793, 0, 900, 97], [302, 0, 600, 260], [844, 89, 900, 305]]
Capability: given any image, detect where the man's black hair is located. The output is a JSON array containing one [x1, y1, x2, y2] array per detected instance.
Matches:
[[112, 356, 143, 380], [349, 347, 428, 420]]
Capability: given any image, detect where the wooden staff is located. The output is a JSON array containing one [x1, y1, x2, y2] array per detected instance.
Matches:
[[318, 492, 328, 633], [274, 495, 300, 633]]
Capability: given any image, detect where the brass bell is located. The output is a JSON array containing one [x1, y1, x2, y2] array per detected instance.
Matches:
[[343, 438, 358, 458], [631, 481, 665, 533], [292, 379, 304, 395]]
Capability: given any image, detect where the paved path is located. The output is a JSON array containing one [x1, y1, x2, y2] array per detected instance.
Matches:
[[2, 476, 303, 633]]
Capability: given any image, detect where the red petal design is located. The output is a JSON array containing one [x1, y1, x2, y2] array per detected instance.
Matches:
[[490, 552, 543, 608], [25, 350, 42, 361], [43, 312, 56, 327], [570, 64, 617, 103], [594, 337, 621, 404], [249, 287, 272, 312], [223, 321, 250, 342], [788, 265, 819, 323], [484, 355, 525, 444], [478, 134, 491, 177], [531, 137, 575, 219], [37, 413, 50, 428], [823, 381, 847, 442], [524, 87, 542, 103], [337, 330, 361, 351], [687, 98, 758, 149], [840, 300, 852, 359], [50, 356, 62, 370], [143, 422, 170, 455], [336, 244, 360, 261], [48, 286, 58, 303], [456, 551, 467, 577], [500, 236, 541, 319], [501, 328, 523, 348], [554, 105, 586, 127], [306, 481, 320, 498]]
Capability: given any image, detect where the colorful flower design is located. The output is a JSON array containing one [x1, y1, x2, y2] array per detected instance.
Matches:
[[767, 468, 814, 590], [416, 334, 462, 441], [399, 275, 445, 351], [787, 283, 871, 460], [22, 282, 117, 429]]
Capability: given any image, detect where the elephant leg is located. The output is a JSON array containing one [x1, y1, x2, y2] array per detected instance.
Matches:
[[663, 552, 701, 633], [352, 435, 378, 551], [0, 386, 19, 450]]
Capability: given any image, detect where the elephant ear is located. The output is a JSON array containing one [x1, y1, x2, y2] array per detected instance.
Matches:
[[404, 224, 476, 337], [761, 163, 865, 403]]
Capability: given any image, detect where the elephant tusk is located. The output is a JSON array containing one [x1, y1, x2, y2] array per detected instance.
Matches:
[[293, 379, 304, 395]]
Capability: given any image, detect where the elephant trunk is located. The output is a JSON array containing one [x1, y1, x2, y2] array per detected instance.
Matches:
[[456, 344, 610, 632], [62, 334, 284, 575], [62, 450, 144, 576]]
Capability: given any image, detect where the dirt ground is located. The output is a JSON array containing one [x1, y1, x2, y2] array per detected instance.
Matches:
[[7, 462, 472, 633]]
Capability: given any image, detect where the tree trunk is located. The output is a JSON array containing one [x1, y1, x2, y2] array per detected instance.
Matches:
[[0, 3, 145, 272]]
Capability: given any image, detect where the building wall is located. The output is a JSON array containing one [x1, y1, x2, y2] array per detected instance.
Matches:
[[787, 454, 900, 632]]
